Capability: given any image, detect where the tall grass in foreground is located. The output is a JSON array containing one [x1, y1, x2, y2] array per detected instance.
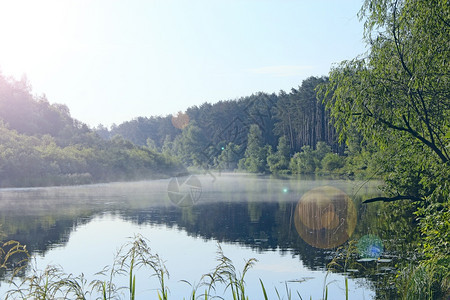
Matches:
[[5, 235, 447, 299], [394, 255, 450, 300], [2, 236, 448, 299], [0, 240, 28, 278], [5, 236, 170, 300], [3, 235, 349, 300]]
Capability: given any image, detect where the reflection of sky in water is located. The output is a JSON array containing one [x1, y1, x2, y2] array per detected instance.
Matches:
[[2, 215, 374, 299], [0, 175, 383, 299]]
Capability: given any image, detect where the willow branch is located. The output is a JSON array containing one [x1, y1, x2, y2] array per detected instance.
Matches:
[[363, 195, 423, 204]]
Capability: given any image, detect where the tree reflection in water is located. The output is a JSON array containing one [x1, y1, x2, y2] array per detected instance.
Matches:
[[0, 175, 415, 298]]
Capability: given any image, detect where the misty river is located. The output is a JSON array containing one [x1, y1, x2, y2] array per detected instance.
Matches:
[[0, 173, 396, 299]]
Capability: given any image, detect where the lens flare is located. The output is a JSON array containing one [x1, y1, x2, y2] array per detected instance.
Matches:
[[357, 234, 384, 259], [294, 186, 357, 249], [171, 112, 190, 129]]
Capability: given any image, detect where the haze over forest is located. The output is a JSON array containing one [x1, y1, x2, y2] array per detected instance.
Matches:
[[0, 71, 349, 186]]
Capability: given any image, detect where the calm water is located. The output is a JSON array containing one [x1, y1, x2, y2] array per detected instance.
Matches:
[[0, 173, 387, 299]]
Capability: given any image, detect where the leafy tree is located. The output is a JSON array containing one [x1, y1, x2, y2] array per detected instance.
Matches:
[[289, 145, 316, 174], [322, 0, 449, 168], [288, 141, 335, 174], [175, 123, 208, 167], [314, 141, 331, 162], [267, 136, 290, 173], [0, 75, 185, 187], [321, 153, 345, 172], [0, 74, 82, 142], [161, 135, 174, 156], [94, 124, 111, 140], [320, 0, 449, 297], [238, 125, 269, 173], [99, 80, 346, 170], [145, 138, 158, 151], [217, 142, 241, 171]]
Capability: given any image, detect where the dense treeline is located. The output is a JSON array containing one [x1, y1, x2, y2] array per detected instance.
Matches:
[[0, 74, 184, 187], [98, 76, 359, 175], [0, 72, 358, 188]]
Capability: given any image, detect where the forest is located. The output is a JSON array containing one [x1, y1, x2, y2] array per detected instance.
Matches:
[[0, 71, 375, 187], [0, 75, 184, 187], [96, 76, 374, 177]]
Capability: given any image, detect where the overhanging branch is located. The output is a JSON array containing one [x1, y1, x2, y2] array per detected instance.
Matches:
[[363, 195, 423, 204], [362, 111, 448, 164]]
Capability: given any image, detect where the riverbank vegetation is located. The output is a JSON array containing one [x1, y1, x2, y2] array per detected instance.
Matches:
[[0, 75, 184, 187], [323, 0, 449, 298], [98, 76, 380, 179]]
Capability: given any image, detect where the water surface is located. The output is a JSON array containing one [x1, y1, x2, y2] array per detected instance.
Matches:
[[0, 173, 385, 299]]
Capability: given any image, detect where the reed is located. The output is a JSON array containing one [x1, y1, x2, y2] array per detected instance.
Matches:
[[0, 240, 28, 278], [91, 234, 170, 300], [200, 244, 257, 300], [395, 255, 449, 300], [3, 236, 366, 299], [260, 279, 268, 300], [6, 264, 90, 299]]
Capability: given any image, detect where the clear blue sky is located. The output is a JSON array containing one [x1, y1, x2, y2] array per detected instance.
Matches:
[[0, 0, 367, 127]]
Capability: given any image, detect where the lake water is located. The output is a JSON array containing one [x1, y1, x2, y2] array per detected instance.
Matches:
[[0, 173, 389, 299]]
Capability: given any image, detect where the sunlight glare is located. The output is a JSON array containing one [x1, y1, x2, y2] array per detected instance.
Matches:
[[0, 1, 80, 79]]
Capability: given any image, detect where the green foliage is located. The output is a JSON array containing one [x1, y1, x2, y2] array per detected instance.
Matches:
[[288, 141, 342, 174], [314, 141, 331, 162], [108, 116, 180, 149], [96, 77, 345, 173], [274, 77, 339, 154], [321, 153, 345, 172], [395, 256, 449, 300], [0, 75, 75, 139], [322, 0, 449, 164], [267, 136, 290, 173], [239, 125, 269, 173], [415, 164, 450, 259], [341, 136, 381, 178], [174, 123, 209, 167], [218, 142, 241, 170], [289, 146, 317, 174], [0, 74, 185, 187], [0, 121, 183, 188], [319, 0, 450, 296]]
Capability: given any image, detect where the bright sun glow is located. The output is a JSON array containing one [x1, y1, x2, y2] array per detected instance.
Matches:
[[0, 0, 365, 127], [0, 1, 78, 78]]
